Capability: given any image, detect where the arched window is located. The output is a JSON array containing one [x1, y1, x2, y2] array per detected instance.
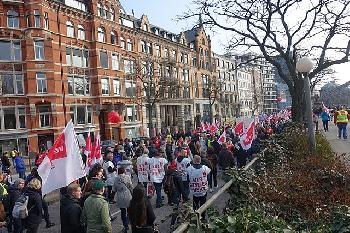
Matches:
[[111, 31, 117, 44], [97, 3, 103, 17], [105, 6, 111, 20], [120, 37, 125, 49], [127, 39, 133, 51], [7, 10, 19, 28], [77, 25, 85, 40], [110, 8, 115, 21], [66, 21, 74, 37], [97, 27, 105, 42], [103, 5, 108, 18]]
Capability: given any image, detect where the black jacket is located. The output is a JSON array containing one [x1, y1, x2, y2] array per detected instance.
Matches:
[[130, 199, 156, 233], [218, 149, 235, 170], [60, 194, 85, 233], [8, 184, 21, 212], [23, 188, 42, 227]]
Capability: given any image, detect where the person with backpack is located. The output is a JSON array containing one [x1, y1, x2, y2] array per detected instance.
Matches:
[[60, 183, 85, 233], [22, 178, 42, 233], [112, 167, 133, 233], [8, 178, 25, 233]]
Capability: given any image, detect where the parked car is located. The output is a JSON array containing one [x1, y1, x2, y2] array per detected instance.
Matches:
[[101, 140, 116, 154]]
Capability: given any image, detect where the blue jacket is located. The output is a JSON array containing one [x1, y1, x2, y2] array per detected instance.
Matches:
[[320, 112, 330, 121], [14, 156, 26, 173]]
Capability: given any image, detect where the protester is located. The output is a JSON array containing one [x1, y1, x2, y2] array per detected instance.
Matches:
[[207, 147, 218, 190], [14, 153, 26, 179], [149, 149, 168, 208], [176, 148, 191, 201], [8, 178, 25, 233], [113, 167, 133, 233], [117, 155, 133, 178], [81, 180, 112, 233], [128, 184, 156, 233], [60, 183, 85, 233], [136, 149, 150, 188], [1, 153, 11, 174], [218, 143, 235, 170], [22, 178, 42, 233], [186, 155, 211, 220], [334, 106, 350, 140], [320, 108, 331, 132], [103, 153, 117, 203]]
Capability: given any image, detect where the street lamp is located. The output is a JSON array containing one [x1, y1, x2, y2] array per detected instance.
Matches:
[[296, 57, 315, 150]]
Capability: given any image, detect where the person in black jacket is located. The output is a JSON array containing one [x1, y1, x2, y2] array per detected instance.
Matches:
[[23, 178, 42, 233], [8, 178, 25, 233], [128, 184, 156, 233], [60, 183, 85, 233], [217, 143, 235, 170]]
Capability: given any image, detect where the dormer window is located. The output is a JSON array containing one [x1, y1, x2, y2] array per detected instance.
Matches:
[[154, 28, 159, 35], [190, 43, 194, 49], [143, 24, 148, 31]]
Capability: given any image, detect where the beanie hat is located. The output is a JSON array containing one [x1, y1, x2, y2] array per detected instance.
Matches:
[[92, 179, 105, 191]]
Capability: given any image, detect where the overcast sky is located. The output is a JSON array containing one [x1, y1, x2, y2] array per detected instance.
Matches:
[[120, 0, 349, 85]]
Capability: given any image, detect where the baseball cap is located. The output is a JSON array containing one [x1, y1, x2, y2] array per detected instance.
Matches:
[[92, 180, 105, 190]]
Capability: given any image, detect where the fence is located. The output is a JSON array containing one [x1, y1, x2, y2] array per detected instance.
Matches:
[[173, 156, 260, 233]]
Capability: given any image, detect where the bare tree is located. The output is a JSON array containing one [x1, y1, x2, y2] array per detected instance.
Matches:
[[135, 56, 180, 137], [182, 0, 350, 122]]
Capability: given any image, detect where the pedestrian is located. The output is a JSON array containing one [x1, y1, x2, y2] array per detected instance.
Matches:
[[80, 180, 112, 233], [186, 155, 211, 220], [217, 143, 235, 170], [117, 154, 133, 178], [128, 184, 156, 233], [1, 153, 11, 174], [320, 108, 330, 132], [81, 165, 104, 206], [14, 153, 26, 179], [334, 106, 350, 140], [175, 148, 191, 201], [103, 153, 117, 203], [22, 178, 42, 233], [207, 147, 218, 190], [8, 178, 25, 233], [148, 149, 168, 208], [137, 149, 150, 188], [60, 183, 85, 233], [9, 148, 17, 168], [113, 167, 133, 233]]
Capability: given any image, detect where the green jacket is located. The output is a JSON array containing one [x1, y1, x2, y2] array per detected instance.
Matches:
[[80, 194, 112, 233]]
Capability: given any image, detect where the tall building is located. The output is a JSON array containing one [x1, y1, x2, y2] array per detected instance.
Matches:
[[273, 56, 292, 110]]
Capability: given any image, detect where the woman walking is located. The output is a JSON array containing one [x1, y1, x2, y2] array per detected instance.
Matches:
[[128, 185, 156, 233], [113, 167, 133, 232]]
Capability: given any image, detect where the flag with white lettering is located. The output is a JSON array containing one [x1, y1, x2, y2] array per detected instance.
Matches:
[[38, 121, 86, 195], [240, 122, 255, 150], [84, 132, 92, 172], [234, 121, 244, 136]]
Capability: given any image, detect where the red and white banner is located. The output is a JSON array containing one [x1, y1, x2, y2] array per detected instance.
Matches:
[[218, 131, 226, 145], [234, 121, 244, 136], [91, 133, 101, 164], [84, 132, 92, 172], [38, 121, 86, 195], [201, 122, 209, 132], [209, 123, 218, 134], [240, 122, 255, 150]]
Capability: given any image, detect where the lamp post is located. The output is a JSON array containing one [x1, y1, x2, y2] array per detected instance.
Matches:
[[296, 57, 316, 150]]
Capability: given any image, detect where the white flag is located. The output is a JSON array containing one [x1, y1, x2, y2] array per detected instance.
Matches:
[[240, 122, 255, 150], [38, 121, 86, 195]]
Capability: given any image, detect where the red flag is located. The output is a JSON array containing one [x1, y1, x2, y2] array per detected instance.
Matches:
[[240, 122, 255, 150], [92, 133, 101, 162], [218, 131, 226, 145], [210, 123, 218, 134], [201, 122, 209, 132], [85, 132, 92, 171], [234, 122, 244, 136]]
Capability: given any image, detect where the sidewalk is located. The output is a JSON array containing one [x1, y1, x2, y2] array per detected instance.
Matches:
[[321, 122, 350, 165]]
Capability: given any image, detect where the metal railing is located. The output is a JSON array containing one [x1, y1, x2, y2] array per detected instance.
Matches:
[[173, 157, 259, 233]]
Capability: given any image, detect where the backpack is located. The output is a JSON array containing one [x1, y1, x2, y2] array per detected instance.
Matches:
[[12, 194, 32, 219]]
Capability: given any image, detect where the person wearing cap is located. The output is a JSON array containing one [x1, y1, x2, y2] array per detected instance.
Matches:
[[149, 149, 168, 208], [81, 180, 112, 233]]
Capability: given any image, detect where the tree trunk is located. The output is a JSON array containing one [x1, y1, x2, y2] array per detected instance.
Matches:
[[290, 78, 304, 123], [148, 106, 154, 138]]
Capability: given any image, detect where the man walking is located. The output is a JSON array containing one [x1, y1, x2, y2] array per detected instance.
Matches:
[[186, 155, 211, 220], [334, 106, 350, 140], [149, 149, 168, 208], [60, 183, 85, 233], [81, 180, 112, 233]]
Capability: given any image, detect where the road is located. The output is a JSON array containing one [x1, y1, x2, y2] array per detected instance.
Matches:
[[35, 173, 229, 233], [321, 122, 350, 165]]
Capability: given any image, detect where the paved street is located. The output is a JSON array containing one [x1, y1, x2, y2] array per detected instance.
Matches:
[[322, 122, 350, 165], [35, 173, 229, 233]]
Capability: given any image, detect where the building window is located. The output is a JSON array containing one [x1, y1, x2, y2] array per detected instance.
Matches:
[[113, 79, 120, 96], [155, 45, 161, 57], [3, 108, 16, 130], [183, 69, 189, 82], [34, 10, 41, 28], [99, 50, 108, 68], [68, 76, 90, 95], [125, 106, 136, 122], [36, 73, 47, 93], [101, 78, 109, 95], [1, 74, 24, 95], [7, 10, 19, 28], [164, 48, 169, 58], [111, 53, 119, 70], [66, 47, 89, 68], [120, 37, 125, 49], [183, 86, 190, 98], [97, 27, 105, 42], [172, 50, 177, 61], [127, 39, 133, 51], [110, 7, 115, 21], [39, 106, 51, 128], [143, 24, 148, 31], [34, 41, 45, 60], [74, 105, 92, 125], [18, 107, 26, 129], [0, 40, 21, 61], [192, 57, 197, 66], [97, 3, 103, 17], [111, 31, 117, 44], [44, 12, 49, 29], [123, 59, 134, 74], [65, 0, 87, 11], [141, 40, 146, 53], [77, 25, 85, 40], [125, 81, 136, 97]]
